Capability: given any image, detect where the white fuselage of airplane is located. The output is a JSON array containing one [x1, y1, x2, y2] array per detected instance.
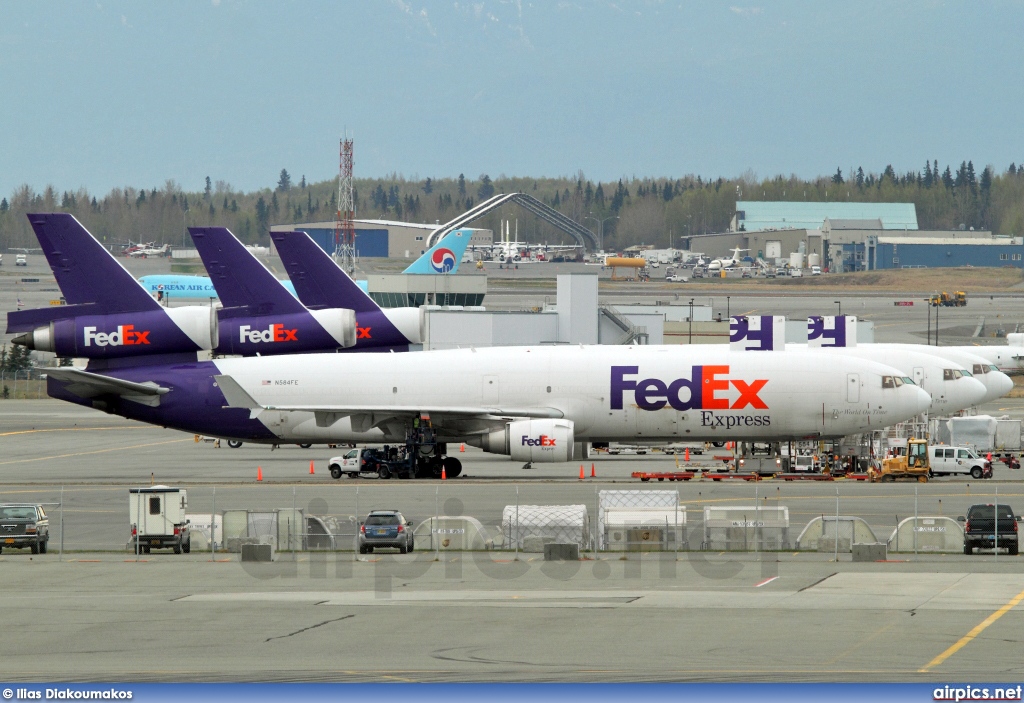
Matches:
[[871, 344, 1013, 403], [213, 345, 931, 445], [788, 345, 987, 415]]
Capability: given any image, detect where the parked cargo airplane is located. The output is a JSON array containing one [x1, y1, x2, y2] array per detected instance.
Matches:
[[137, 227, 475, 300], [42, 343, 931, 474], [730, 315, 1010, 408]]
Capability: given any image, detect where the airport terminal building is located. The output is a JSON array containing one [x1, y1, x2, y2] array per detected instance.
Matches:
[[685, 201, 1024, 271]]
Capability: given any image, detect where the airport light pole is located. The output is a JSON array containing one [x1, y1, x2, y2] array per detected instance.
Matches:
[[834, 300, 841, 317], [727, 296, 730, 320], [688, 298, 694, 344], [585, 214, 618, 252]]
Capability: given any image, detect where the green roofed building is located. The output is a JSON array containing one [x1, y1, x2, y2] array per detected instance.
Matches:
[[732, 201, 918, 232]]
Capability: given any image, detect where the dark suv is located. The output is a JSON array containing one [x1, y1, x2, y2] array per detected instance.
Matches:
[[358, 510, 414, 554], [959, 503, 1020, 555], [0, 504, 50, 554]]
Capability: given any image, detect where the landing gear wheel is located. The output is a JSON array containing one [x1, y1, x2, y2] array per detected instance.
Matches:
[[378, 466, 392, 480], [330, 466, 342, 480], [971, 467, 983, 479], [227, 440, 243, 449], [442, 457, 462, 478], [712, 441, 725, 448], [299, 443, 312, 449]]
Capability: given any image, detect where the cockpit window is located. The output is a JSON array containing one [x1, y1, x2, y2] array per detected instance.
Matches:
[[942, 369, 960, 381], [972, 364, 988, 375], [881, 376, 905, 388], [989, 364, 999, 372], [961, 369, 973, 377], [902, 377, 915, 385], [894, 377, 904, 387]]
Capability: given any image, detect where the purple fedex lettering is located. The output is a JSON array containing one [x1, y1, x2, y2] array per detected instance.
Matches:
[[611, 366, 703, 411], [730, 316, 775, 351], [808, 315, 847, 347]]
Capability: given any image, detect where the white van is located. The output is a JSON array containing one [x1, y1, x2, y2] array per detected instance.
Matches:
[[789, 268, 803, 278], [930, 446, 991, 478], [810, 265, 821, 275]]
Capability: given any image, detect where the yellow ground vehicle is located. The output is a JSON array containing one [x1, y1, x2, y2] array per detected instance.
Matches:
[[929, 291, 967, 307], [869, 438, 930, 482]]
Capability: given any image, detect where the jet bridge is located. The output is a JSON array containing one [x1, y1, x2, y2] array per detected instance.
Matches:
[[425, 192, 598, 251]]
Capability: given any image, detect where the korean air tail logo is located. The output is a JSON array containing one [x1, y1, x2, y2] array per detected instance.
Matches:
[[521, 434, 557, 447], [239, 323, 298, 344], [430, 247, 456, 273], [83, 325, 150, 347]]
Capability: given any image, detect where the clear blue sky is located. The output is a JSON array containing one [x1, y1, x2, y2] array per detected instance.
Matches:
[[2, 1, 1022, 197]]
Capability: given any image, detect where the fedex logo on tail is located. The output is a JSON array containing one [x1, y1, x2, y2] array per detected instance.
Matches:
[[808, 315, 856, 348], [611, 365, 768, 411], [730, 315, 785, 351], [522, 434, 557, 447], [239, 324, 299, 344], [83, 325, 150, 347]]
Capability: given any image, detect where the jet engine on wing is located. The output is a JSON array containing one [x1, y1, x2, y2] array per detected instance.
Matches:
[[473, 419, 576, 462]]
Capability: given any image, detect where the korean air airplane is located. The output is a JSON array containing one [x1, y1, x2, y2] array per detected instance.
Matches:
[[136, 227, 474, 299]]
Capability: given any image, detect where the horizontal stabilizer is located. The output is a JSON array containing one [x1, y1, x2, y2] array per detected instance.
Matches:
[[213, 374, 260, 409], [44, 368, 169, 407], [6, 303, 102, 333]]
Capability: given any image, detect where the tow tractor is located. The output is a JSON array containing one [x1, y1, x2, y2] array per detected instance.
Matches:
[[328, 416, 463, 480], [868, 437, 930, 482]]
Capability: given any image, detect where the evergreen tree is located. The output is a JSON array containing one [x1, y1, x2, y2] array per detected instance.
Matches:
[[477, 174, 494, 200], [423, 178, 433, 194], [271, 191, 279, 214], [204, 176, 212, 200], [299, 175, 306, 189], [457, 174, 466, 196], [0, 197, 8, 211], [277, 169, 292, 192], [832, 167, 844, 184], [662, 182, 674, 201], [942, 166, 954, 189], [924, 161, 934, 187], [856, 167, 864, 188]]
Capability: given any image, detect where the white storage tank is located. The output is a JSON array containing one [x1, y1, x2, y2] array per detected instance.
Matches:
[[789, 252, 804, 269], [807, 253, 821, 268]]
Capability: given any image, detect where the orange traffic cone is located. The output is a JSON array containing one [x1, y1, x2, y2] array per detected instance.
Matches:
[[257, 466, 263, 482], [590, 463, 596, 478], [685, 447, 690, 462], [460, 443, 465, 453], [441, 465, 447, 480], [579, 464, 585, 480], [309, 460, 315, 475]]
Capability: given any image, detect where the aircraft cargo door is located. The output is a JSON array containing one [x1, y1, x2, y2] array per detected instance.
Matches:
[[913, 367, 924, 387], [847, 373, 860, 403]]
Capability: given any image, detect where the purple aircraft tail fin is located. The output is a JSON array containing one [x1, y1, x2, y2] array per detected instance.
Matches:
[[189, 227, 306, 315], [270, 231, 379, 313], [26, 213, 161, 313]]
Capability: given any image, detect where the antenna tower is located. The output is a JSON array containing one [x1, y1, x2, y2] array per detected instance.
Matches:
[[334, 136, 355, 272]]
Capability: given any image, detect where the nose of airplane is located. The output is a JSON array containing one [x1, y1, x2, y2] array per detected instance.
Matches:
[[982, 370, 1014, 402], [947, 377, 989, 412]]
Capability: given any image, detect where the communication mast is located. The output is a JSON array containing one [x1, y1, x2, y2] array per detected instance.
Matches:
[[334, 136, 355, 273]]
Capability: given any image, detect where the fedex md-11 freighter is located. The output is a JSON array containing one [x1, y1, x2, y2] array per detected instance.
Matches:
[[45, 345, 931, 471]]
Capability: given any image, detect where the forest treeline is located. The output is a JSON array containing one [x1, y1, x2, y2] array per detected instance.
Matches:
[[3, 161, 1024, 252]]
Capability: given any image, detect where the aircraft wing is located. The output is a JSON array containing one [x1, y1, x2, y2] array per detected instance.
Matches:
[[44, 368, 170, 407], [215, 374, 563, 429]]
